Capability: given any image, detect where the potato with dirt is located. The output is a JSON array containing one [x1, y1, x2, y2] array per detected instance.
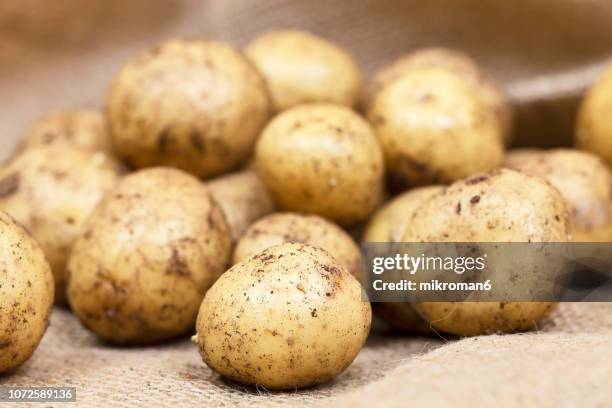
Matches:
[[233, 212, 364, 281], [0, 145, 123, 305], [0, 211, 54, 373], [403, 169, 569, 336], [18, 109, 113, 155], [66, 167, 232, 344], [505, 148, 612, 241], [107, 40, 270, 179], [363, 185, 443, 243], [245, 29, 361, 112], [194, 242, 371, 390], [256, 103, 385, 226], [363, 48, 512, 143], [206, 170, 275, 242], [363, 185, 443, 334], [367, 67, 504, 189]]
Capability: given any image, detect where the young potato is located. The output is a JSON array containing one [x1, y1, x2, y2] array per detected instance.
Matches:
[[0, 211, 54, 373], [363, 48, 512, 143], [18, 109, 113, 155], [107, 40, 270, 179], [576, 65, 612, 167], [233, 212, 364, 281], [367, 67, 504, 189], [505, 148, 612, 241], [363, 185, 444, 242], [194, 243, 371, 390], [206, 170, 275, 242], [255, 103, 385, 226], [0, 145, 123, 305], [67, 167, 232, 344], [245, 29, 361, 113], [403, 169, 569, 336], [363, 186, 442, 334]]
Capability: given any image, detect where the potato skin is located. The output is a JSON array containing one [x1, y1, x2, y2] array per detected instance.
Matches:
[[195, 243, 371, 390], [19, 109, 113, 155], [0, 145, 123, 305], [403, 169, 568, 336], [206, 170, 275, 242], [364, 48, 512, 143], [233, 212, 364, 281], [363, 186, 442, 334], [245, 30, 361, 112], [368, 67, 504, 189], [107, 40, 270, 179], [576, 66, 612, 167], [0, 211, 54, 373], [67, 167, 232, 344], [256, 103, 385, 226], [505, 148, 612, 241], [363, 185, 443, 243]]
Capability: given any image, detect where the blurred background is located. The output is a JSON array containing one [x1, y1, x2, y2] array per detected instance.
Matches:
[[2, 0, 612, 159]]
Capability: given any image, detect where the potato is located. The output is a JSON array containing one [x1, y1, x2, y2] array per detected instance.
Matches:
[[367, 67, 504, 189], [233, 212, 363, 281], [18, 109, 113, 155], [403, 168, 568, 336], [363, 186, 442, 334], [256, 103, 385, 226], [66, 167, 232, 344], [505, 148, 612, 241], [0, 211, 54, 373], [206, 170, 275, 242], [576, 65, 612, 167], [245, 29, 361, 113], [194, 242, 371, 390], [363, 185, 443, 242], [107, 40, 270, 179], [0, 145, 123, 305], [364, 48, 512, 143]]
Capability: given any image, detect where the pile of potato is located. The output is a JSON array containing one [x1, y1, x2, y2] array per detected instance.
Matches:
[[2, 28, 612, 389]]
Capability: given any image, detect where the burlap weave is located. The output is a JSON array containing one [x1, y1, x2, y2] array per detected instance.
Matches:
[[0, 303, 610, 407]]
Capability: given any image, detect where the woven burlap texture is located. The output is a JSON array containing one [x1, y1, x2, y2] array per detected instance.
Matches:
[[1, 303, 610, 407]]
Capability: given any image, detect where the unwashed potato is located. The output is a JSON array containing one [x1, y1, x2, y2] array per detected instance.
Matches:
[[505, 148, 612, 241], [233, 212, 364, 281], [245, 29, 361, 113], [206, 170, 275, 242], [0, 145, 123, 305], [363, 185, 442, 334], [107, 40, 270, 179], [256, 103, 385, 226], [403, 168, 568, 336], [367, 67, 504, 189], [576, 65, 612, 167], [0, 211, 54, 373], [67, 167, 232, 344], [363, 185, 443, 242], [194, 243, 371, 390], [18, 109, 113, 155], [363, 48, 512, 143]]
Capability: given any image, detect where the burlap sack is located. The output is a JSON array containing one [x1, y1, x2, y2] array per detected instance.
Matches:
[[1, 1, 612, 406], [1, 304, 610, 407]]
